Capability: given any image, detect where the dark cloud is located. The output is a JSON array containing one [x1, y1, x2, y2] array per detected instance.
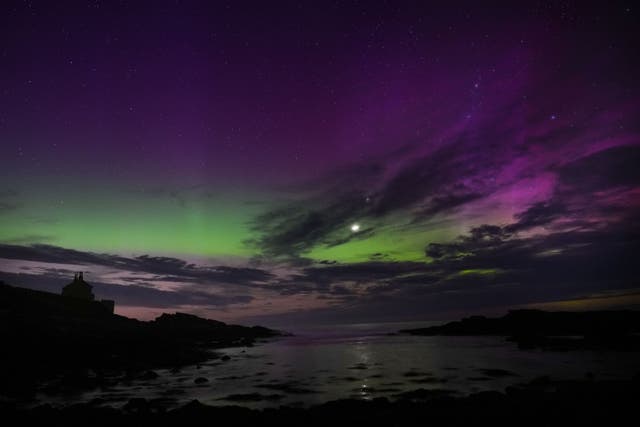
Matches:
[[415, 192, 484, 220], [0, 244, 273, 286], [251, 177, 640, 317], [501, 144, 640, 235], [464, 224, 513, 242], [420, 217, 639, 302], [0, 271, 252, 309], [299, 261, 430, 285], [248, 120, 526, 260], [248, 153, 489, 260], [2, 213, 639, 320], [505, 201, 567, 232], [247, 191, 370, 260], [372, 143, 488, 216], [0, 244, 119, 265], [556, 144, 640, 192], [254, 217, 639, 324], [3, 144, 639, 320]]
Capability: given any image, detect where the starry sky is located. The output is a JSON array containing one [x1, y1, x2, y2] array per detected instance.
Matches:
[[1, 1, 639, 326]]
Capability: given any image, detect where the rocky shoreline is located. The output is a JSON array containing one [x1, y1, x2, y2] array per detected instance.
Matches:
[[3, 283, 640, 425], [2, 375, 638, 426], [0, 282, 282, 401]]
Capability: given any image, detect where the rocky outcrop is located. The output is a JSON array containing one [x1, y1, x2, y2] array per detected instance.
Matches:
[[401, 309, 640, 350], [0, 282, 281, 398]]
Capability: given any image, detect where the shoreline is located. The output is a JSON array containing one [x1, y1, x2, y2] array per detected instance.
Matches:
[[3, 375, 639, 426]]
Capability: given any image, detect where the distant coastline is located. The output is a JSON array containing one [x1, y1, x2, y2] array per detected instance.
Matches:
[[400, 309, 640, 351]]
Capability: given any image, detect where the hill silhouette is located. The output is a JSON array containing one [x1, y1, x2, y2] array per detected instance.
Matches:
[[0, 281, 280, 399]]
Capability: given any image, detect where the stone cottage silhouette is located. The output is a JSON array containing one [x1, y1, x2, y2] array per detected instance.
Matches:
[[62, 272, 94, 300], [62, 272, 115, 314]]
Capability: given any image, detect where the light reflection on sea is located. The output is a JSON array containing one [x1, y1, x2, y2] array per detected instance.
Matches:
[[37, 321, 640, 409]]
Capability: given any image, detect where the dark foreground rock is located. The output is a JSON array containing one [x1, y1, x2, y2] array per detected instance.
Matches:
[[0, 282, 281, 399], [1, 376, 638, 426], [401, 309, 640, 350]]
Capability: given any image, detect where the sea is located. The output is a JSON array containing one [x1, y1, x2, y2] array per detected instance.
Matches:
[[37, 321, 640, 409]]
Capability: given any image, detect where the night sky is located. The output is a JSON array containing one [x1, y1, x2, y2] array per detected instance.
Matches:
[[1, 1, 638, 325]]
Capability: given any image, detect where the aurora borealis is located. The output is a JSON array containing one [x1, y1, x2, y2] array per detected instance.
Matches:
[[1, 1, 638, 325]]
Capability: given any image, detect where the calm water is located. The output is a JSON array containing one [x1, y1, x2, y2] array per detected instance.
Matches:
[[39, 322, 640, 409]]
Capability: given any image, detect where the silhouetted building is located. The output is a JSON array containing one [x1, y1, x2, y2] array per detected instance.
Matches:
[[62, 272, 95, 301], [100, 299, 115, 313], [61, 272, 115, 314]]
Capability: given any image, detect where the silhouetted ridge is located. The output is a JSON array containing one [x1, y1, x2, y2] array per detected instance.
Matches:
[[401, 309, 640, 350]]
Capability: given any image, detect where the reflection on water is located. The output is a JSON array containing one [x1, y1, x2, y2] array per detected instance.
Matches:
[[39, 322, 640, 409]]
